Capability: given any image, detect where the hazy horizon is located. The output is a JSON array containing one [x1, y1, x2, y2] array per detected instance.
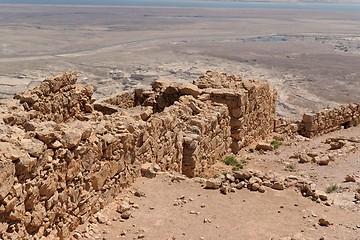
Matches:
[[0, 0, 360, 5]]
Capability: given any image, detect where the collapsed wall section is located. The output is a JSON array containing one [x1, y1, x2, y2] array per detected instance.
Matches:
[[6, 72, 94, 125]]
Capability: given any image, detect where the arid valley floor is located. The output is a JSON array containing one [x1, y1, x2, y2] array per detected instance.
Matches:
[[0, 3, 360, 240], [1, 4, 360, 118]]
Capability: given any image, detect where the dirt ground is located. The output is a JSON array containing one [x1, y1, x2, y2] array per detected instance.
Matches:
[[74, 126, 360, 240]]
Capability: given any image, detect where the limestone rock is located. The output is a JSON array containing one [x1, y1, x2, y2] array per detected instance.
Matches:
[[178, 84, 201, 98], [355, 193, 360, 201], [315, 190, 328, 201], [255, 142, 274, 151], [19, 138, 45, 158], [318, 218, 332, 227], [0, 159, 15, 199], [297, 153, 311, 163], [205, 178, 222, 189], [141, 163, 160, 179], [233, 170, 251, 181], [117, 201, 132, 214], [344, 174, 356, 182], [317, 157, 330, 166], [271, 182, 285, 190], [121, 211, 131, 219], [329, 140, 345, 150], [39, 175, 58, 198], [61, 129, 82, 149]]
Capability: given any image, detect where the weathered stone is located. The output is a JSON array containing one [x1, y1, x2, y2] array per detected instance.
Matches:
[[121, 211, 131, 219], [15, 155, 37, 176], [39, 175, 58, 198], [317, 157, 330, 166], [315, 190, 328, 201], [90, 163, 111, 191], [61, 129, 82, 149], [271, 182, 285, 190], [233, 170, 252, 181], [0, 159, 15, 199], [329, 140, 345, 150], [255, 142, 274, 151], [205, 178, 222, 189], [344, 174, 356, 182], [297, 153, 311, 163], [178, 84, 201, 98], [117, 201, 132, 214], [140, 163, 160, 179], [220, 185, 229, 195], [319, 218, 332, 227], [66, 159, 80, 181], [20, 138, 45, 158]]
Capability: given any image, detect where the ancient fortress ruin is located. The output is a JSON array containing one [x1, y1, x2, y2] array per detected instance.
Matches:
[[0, 71, 359, 239]]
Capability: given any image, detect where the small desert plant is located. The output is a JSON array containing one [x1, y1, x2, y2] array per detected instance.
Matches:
[[325, 183, 339, 193], [354, 121, 358, 127], [271, 140, 283, 149], [249, 148, 255, 153], [223, 156, 243, 171], [310, 195, 318, 202], [284, 163, 296, 172]]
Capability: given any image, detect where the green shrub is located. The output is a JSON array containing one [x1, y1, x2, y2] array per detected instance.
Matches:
[[271, 140, 283, 149], [325, 183, 339, 193], [310, 195, 318, 202], [223, 156, 243, 171]]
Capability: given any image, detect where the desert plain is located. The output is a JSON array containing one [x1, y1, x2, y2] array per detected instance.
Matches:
[[1, 4, 360, 118]]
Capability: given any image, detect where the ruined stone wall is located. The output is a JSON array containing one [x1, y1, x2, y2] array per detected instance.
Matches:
[[194, 71, 277, 152], [5, 72, 94, 125], [298, 103, 360, 137], [273, 117, 298, 134], [0, 72, 235, 239]]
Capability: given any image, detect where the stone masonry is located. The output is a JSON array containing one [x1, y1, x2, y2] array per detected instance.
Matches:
[[0, 71, 277, 239], [1, 70, 358, 239], [298, 103, 360, 137]]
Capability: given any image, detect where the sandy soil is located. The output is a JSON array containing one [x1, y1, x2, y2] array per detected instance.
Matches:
[[74, 126, 360, 240]]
